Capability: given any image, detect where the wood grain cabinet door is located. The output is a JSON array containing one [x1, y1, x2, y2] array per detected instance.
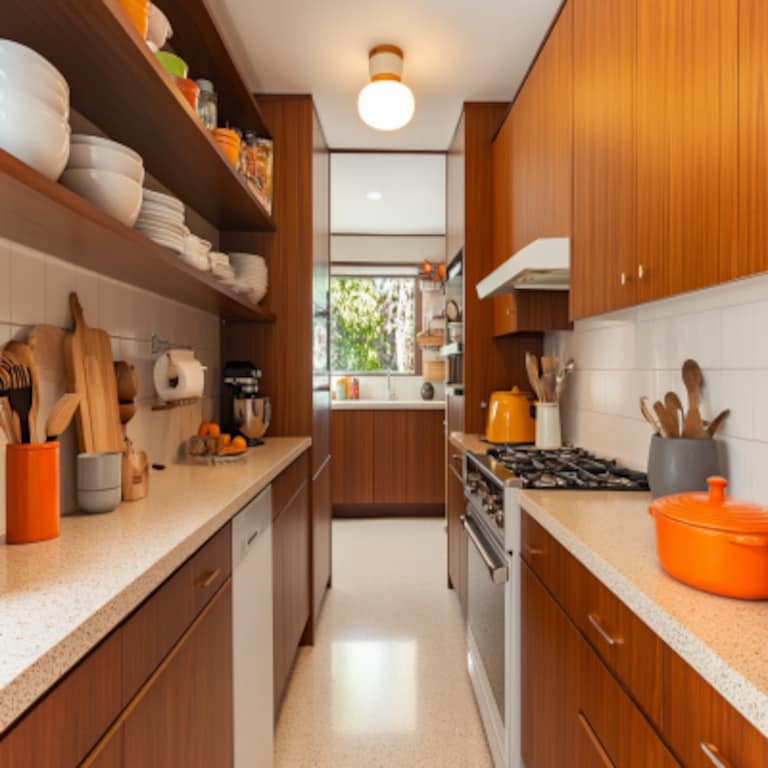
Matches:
[[122, 583, 233, 768], [737, 0, 768, 280], [373, 410, 409, 503], [331, 411, 374, 504], [636, 0, 737, 300], [571, 0, 637, 319], [405, 410, 445, 504]]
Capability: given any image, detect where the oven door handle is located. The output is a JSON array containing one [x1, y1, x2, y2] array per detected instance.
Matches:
[[462, 516, 508, 585]]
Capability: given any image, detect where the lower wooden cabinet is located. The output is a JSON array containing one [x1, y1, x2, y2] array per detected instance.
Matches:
[[331, 411, 374, 504]]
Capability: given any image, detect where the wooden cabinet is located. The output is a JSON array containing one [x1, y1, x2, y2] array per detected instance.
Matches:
[[491, 2, 572, 337], [272, 458, 311, 709], [122, 584, 234, 768], [332, 409, 444, 511], [636, 0, 737, 300], [737, 0, 768, 280], [82, 726, 123, 768], [571, 0, 637, 319], [331, 410, 374, 504]]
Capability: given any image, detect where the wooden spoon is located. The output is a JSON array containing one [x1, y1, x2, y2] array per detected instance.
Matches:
[[639, 396, 661, 435], [46, 393, 81, 442], [663, 392, 683, 438], [706, 409, 730, 438], [653, 400, 677, 438], [681, 359, 707, 438], [525, 352, 543, 402]]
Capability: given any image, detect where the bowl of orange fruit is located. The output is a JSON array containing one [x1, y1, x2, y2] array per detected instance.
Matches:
[[188, 420, 248, 463]]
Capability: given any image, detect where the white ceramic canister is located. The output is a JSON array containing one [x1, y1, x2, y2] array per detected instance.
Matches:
[[535, 402, 562, 450]]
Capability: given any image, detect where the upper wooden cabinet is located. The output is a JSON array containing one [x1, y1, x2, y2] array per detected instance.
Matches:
[[636, 0, 738, 301], [737, 0, 768, 280], [571, 0, 637, 319], [492, 3, 572, 336]]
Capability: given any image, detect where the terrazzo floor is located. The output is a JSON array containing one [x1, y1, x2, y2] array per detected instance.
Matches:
[[274, 517, 494, 767]]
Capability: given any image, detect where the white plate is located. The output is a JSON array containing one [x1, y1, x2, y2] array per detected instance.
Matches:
[[142, 188, 184, 213]]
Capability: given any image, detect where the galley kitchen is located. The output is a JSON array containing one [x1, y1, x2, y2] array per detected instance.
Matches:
[[0, 1, 767, 767]]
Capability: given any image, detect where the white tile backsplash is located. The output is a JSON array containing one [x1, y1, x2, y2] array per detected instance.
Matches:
[[546, 273, 768, 503], [0, 237, 220, 536]]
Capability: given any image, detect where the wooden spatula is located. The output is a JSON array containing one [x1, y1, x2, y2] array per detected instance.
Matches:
[[682, 359, 707, 438], [46, 393, 81, 442], [663, 392, 683, 438]]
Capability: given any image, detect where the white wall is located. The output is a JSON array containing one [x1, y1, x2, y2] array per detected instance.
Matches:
[[0, 237, 220, 535], [545, 273, 768, 502], [331, 235, 445, 264]]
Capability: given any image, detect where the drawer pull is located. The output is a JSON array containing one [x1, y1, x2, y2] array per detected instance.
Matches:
[[195, 568, 221, 589], [246, 530, 260, 546], [587, 613, 624, 647], [577, 711, 615, 768], [523, 544, 544, 557], [700, 742, 731, 768]]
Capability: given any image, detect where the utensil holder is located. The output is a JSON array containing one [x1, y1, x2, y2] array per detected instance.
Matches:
[[6, 441, 60, 544], [535, 402, 562, 449], [647, 435, 722, 499]]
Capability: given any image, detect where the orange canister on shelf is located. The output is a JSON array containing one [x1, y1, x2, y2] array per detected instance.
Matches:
[[6, 441, 61, 544]]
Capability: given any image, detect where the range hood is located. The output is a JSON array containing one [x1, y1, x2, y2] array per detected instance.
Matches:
[[476, 237, 570, 298]]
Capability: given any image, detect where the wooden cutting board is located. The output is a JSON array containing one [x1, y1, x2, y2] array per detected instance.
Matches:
[[27, 325, 67, 442], [64, 293, 124, 454]]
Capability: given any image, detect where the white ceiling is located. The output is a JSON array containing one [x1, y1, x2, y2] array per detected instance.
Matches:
[[206, 0, 562, 150], [331, 154, 445, 234]]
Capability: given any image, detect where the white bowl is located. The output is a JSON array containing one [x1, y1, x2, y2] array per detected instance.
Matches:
[[71, 134, 142, 166], [77, 485, 121, 514], [0, 90, 70, 180], [67, 142, 144, 183], [0, 40, 68, 104], [60, 168, 143, 226], [147, 3, 173, 49], [0, 70, 68, 118]]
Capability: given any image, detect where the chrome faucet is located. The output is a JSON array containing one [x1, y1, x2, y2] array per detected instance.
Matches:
[[386, 369, 396, 400]]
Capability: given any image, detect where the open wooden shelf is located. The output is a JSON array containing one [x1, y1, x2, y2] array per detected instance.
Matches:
[[3, 0, 273, 231], [0, 150, 275, 321]]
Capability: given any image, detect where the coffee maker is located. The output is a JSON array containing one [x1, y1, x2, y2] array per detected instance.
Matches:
[[223, 361, 271, 447]]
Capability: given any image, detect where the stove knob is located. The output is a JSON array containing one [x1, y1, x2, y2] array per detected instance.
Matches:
[[495, 511, 504, 528]]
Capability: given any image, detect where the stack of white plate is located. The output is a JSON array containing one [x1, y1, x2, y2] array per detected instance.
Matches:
[[209, 251, 230, 270], [230, 252, 268, 303], [182, 231, 211, 271], [134, 188, 185, 252], [61, 135, 144, 226], [0, 40, 70, 181], [211, 260, 237, 287]]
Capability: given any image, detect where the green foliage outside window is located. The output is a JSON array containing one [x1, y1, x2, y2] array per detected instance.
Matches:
[[330, 277, 415, 373]]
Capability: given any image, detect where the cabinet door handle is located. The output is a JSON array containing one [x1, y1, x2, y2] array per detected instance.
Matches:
[[587, 613, 624, 647], [700, 742, 732, 768], [637, 263, 645, 280], [195, 568, 221, 589], [523, 544, 544, 557], [620, 272, 627, 286], [246, 530, 260, 546], [577, 711, 615, 768]]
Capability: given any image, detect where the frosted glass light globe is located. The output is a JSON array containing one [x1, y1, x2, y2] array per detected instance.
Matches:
[[357, 80, 415, 131]]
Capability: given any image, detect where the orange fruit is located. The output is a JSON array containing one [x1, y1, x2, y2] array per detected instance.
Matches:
[[421, 260, 432, 275], [197, 420, 211, 437], [208, 423, 221, 437], [219, 434, 232, 448], [231, 435, 247, 451], [437, 263, 447, 280]]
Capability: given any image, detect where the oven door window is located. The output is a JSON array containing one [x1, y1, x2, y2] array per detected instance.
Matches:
[[466, 513, 507, 719]]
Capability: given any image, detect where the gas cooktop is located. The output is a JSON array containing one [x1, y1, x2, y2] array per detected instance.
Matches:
[[485, 445, 649, 491]]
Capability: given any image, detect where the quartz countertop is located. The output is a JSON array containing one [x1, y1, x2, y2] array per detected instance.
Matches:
[[448, 432, 488, 454], [0, 436, 311, 734], [519, 489, 768, 738], [332, 399, 445, 410]]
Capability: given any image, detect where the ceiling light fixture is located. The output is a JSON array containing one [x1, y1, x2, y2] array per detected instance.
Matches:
[[366, 191, 383, 201], [357, 44, 415, 132]]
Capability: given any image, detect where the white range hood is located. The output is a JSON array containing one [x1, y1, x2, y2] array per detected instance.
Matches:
[[476, 237, 570, 298]]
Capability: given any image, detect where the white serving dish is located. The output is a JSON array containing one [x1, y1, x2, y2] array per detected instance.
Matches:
[[60, 168, 143, 226], [67, 142, 144, 184], [147, 3, 173, 49], [71, 134, 142, 166], [0, 90, 70, 180]]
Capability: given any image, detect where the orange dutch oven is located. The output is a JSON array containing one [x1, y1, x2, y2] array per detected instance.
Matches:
[[649, 476, 768, 599]]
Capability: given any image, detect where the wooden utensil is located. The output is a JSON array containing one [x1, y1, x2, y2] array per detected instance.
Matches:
[[525, 352, 543, 402], [115, 361, 138, 403], [663, 392, 683, 438], [122, 446, 149, 501], [640, 396, 661, 434], [653, 400, 678, 439], [64, 293, 124, 453], [46, 393, 81, 442], [4, 341, 40, 443], [706, 409, 730, 438], [682, 359, 707, 438], [6, 364, 32, 443], [28, 325, 68, 444], [0, 396, 16, 444]]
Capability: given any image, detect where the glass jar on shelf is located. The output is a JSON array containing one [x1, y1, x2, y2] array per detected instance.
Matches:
[[196, 79, 218, 130]]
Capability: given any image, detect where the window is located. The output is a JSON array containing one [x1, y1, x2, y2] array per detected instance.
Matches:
[[330, 276, 416, 373]]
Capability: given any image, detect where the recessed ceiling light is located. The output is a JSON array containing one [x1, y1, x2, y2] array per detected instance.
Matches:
[[366, 191, 383, 201], [357, 45, 415, 132]]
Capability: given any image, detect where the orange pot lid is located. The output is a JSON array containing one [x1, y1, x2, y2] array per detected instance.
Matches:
[[650, 476, 768, 534]]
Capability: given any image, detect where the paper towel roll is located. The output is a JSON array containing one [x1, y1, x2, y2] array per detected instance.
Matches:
[[153, 350, 206, 401]]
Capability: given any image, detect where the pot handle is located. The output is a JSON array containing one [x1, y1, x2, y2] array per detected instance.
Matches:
[[727, 534, 768, 548]]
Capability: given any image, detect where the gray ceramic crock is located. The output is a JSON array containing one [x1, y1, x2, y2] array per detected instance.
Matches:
[[646, 435, 722, 499]]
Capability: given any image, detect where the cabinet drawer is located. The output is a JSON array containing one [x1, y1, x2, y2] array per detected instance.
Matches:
[[121, 522, 231, 699], [272, 451, 308, 520], [664, 649, 768, 767], [521, 510, 663, 725]]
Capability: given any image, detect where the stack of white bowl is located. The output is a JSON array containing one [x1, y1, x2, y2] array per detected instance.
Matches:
[[134, 189, 185, 251], [182, 229, 212, 271], [230, 252, 269, 303], [0, 40, 70, 181], [61, 135, 144, 226]]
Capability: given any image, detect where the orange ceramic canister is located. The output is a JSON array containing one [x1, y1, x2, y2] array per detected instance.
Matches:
[[6, 441, 60, 544], [118, 0, 150, 39]]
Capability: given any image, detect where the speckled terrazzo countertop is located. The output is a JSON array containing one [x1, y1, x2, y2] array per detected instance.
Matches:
[[0, 436, 311, 734], [519, 489, 768, 738]]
